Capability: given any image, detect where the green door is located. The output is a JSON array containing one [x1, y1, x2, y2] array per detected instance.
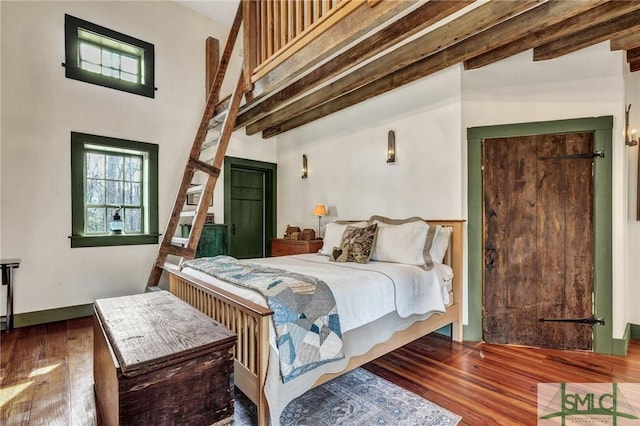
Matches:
[[224, 157, 277, 259]]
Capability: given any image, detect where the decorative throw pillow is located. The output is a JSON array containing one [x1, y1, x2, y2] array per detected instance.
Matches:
[[368, 215, 437, 270], [331, 223, 378, 263], [319, 221, 368, 256], [330, 246, 349, 262]]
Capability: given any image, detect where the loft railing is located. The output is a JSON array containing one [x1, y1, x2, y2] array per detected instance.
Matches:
[[257, 0, 341, 63], [243, 0, 367, 82]]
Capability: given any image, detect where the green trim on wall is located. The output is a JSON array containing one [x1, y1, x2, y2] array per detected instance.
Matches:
[[12, 303, 94, 328], [224, 156, 277, 257], [631, 324, 640, 341], [612, 323, 631, 356], [467, 116, 614, 353]]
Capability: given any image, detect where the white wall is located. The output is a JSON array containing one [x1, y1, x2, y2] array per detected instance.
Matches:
[[0, 0, 275, 314], [277, 66, 464, 232], [625, 70, 640, 327]]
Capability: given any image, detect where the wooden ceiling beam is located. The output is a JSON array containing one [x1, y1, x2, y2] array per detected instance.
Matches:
[[247, 0, 544, 136], [235, 0, 474, 128], [627, 47, 640, 63], [465, 1, 636, 70], [631, 62, 640, 72], [533, 8, 640, 61], [611, 30, 640, 51], [259, 0, 608, 138]]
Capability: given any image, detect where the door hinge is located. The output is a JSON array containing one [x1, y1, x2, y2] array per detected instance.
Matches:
[[538, 151, 604, 161], [539, 315, 605, 326]]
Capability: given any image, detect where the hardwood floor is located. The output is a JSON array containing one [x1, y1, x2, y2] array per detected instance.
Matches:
[[1, 317, 638, 425]]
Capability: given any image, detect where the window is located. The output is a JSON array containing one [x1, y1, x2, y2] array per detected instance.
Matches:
[[71, 132, 159, 248], [64, 14, 155, 98]]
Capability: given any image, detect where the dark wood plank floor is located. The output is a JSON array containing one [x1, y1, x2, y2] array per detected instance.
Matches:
[[1, 316, 638, 425]]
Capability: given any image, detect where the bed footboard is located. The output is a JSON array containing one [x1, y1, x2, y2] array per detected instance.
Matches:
[[167, 267, 273, 426]]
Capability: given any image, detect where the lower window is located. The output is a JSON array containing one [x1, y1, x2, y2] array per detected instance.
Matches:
[[70, 132, 159, 247]]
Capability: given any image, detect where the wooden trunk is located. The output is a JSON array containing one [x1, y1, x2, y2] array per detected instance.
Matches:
[[93, 291, 236, 426]]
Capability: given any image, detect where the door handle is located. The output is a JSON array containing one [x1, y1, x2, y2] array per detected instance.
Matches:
[[231, 224, 236, 235]]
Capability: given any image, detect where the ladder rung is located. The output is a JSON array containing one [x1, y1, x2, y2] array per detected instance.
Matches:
[[186, 185, 203, 194], [188, 158, 221, 177], [208, 109, 228, 129], [171, 237, 189, 246], [180, 211, 196, 218], [202, 129, 221, 151], [161, 242, 195, 258]]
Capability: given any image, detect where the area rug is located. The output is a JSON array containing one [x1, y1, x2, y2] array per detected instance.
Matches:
[[233, 367, 462, 425]]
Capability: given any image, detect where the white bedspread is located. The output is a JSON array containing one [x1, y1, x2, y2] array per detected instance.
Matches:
[[181, 253, 451, 333]]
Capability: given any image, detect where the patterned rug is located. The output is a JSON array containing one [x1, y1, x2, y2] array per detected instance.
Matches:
[[233, 367, 462, 425]]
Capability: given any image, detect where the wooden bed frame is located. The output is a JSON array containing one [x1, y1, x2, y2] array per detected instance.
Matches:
[[164, 219, 464, 426]]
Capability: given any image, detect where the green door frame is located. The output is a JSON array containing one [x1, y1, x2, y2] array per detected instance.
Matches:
[[467, 116, 614, 354], [223, 156, 277, 257]]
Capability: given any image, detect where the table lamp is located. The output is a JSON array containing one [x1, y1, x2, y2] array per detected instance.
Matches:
[[312, 204, 328, 238]]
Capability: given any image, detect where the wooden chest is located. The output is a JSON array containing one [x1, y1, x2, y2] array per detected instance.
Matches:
[[271, 238, 324, 256], [93, 290, 236, 426]]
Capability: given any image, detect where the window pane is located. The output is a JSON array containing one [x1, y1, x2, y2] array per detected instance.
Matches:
[[106, 155, 123, 180], [121, 56, 138, 74], [86, 153, 105, 178], [120, 72, 138, 83], [86, 207, 106, 233], [101, 50, 119, 68], [81, 61, 101, 74], [101, 66, 118, 78], [86, 179, 105, 204], [124, 208, 142, 232], [79, 42, 101, 64], [106, 181, 123, 205], [124, 182, 141, 205], [124, 157, 141, 182]]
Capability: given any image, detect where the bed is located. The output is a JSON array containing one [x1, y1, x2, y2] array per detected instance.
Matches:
[[163, 219, 463, 426]]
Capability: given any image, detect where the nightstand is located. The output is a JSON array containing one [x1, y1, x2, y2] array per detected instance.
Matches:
[[271, 238, 324, 256]]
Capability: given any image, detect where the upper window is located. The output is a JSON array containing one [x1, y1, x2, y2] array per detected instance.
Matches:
[[64, 14, 155, 98], [70, 132, 159, 248]]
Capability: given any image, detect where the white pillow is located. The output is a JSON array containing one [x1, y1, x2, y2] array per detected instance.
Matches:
[[370, 220, 429, 266], [430, 226, 452, 264], [319, 221, 367, 256]]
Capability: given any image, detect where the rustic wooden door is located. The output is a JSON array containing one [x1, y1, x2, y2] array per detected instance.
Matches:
[[483, 132, 595, 350]]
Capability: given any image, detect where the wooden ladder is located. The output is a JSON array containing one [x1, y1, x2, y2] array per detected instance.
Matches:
[[147, 6, 246, 287]]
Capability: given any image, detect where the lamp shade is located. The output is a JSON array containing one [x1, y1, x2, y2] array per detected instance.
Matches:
[[313, 204, 328, 217]]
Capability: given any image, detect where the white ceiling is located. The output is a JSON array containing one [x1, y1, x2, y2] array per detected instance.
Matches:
[[175, 0, 240, 26]]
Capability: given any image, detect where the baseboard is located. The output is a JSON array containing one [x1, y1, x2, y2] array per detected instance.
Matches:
[[12, 303, 94, 328], [612, 323, 632, 356], [631, 324, 640, 341]]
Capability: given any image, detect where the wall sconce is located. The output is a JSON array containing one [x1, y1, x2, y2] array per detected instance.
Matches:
[[626, 104, 637, 146], [302, 154, 308, 179], [387, 130, 396, 163]]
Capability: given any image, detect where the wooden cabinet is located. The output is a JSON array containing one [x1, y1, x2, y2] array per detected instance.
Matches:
[[93, 291, 236, 426], [196, 224, 228, 258], [271, 238, 324, 256]]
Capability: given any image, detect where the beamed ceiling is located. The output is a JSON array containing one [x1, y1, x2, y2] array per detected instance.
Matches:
[[221, 0, 640, 139]]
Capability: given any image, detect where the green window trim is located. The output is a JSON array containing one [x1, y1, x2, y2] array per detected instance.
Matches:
[[71, 132, 159, 248], [64, 14, 155, 98]]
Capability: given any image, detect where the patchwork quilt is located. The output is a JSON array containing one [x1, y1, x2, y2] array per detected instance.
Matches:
[[181, 256, 344, 382]]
